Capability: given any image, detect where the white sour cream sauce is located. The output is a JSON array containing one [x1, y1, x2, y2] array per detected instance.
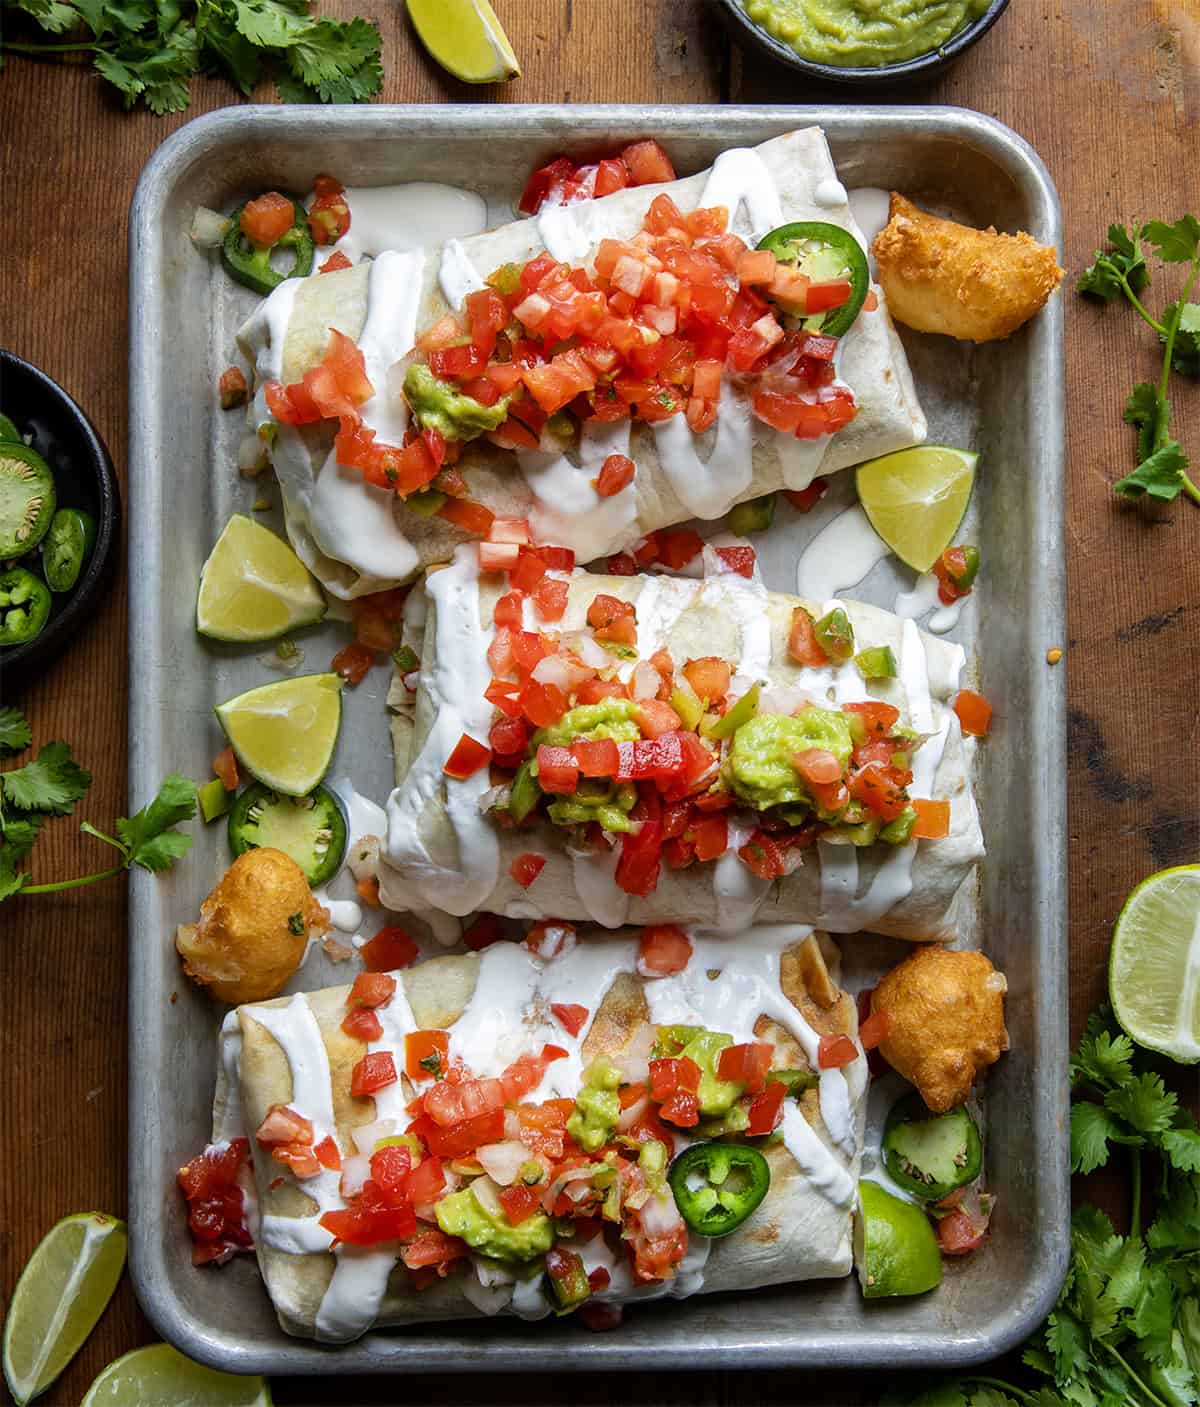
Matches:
[[894, 571, 966, 635], [331, 184, 488, 265]]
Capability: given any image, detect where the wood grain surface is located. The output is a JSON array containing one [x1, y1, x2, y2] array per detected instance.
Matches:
[[1, 1, 1198, 1402]]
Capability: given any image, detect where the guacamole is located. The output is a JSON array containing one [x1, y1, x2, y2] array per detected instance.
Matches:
[[656, 1025, 746, 1117], [566, 1055, 622, 1153], [534, 697, 641, 748], [741, 0, 990, 69], [404, 363, 510, 443], [724, 709, 853, 811], [435, 1183, 553, 1261]]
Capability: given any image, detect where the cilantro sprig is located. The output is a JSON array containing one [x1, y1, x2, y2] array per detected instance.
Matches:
[[0, 0, 383, 113], [1079, 217, 1200, 506], [888, 1007, 1200, 1407], [0, 705, 197, 901]]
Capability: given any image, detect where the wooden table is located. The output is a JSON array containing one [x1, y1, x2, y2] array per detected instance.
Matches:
[[2, 1, 1197, 1401]]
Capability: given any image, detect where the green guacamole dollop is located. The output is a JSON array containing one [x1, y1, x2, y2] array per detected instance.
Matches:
[[724, 709, 852, 810], [435, 1184, 553, 1261], [404, 364, 510, 443], [741, 0, 990, 68], [566, 1055, 622, 1153], [534, 697, 641, 748]]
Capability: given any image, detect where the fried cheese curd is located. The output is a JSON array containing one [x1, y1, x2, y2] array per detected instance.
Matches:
[[176, 848, 329, 1004], [872, 192, 1063, 343], [871, 945, 1009, 1112]]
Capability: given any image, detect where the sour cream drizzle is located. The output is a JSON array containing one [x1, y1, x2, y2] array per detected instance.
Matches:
[[517, 418, 638, 559], [652, 378, 754, 521], [795, 505, 891, 601], [385, 545, 501, 915], [894, 571, 965, 635], [331, 184, 487, 265]]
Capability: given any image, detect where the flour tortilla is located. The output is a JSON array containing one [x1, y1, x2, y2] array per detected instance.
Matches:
[[217, 932, 863, 1339], [238, 128, 925, 597], [378, 568, 983, 941]]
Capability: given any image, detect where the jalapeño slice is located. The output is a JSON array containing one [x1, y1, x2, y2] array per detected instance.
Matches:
[[0, 567, 52, 647], [221, 198, 315, 296], [668, 1141, 770, 1238], [757, 220, 870, 339], [43, 508, 97, 593]]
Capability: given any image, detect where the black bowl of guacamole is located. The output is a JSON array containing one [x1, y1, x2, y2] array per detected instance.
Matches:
[[720, 0, 1010, 83]]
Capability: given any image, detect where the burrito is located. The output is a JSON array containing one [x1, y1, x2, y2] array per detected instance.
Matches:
[[236, 128, 926, 598], [378, 547, 983, 941], [212, 925, 867, 1341]]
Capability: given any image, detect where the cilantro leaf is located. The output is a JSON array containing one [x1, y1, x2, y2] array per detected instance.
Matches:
[[1144, 215, 1200, 264], [115, 773, 197, 871], [1078, 223, 1148, 300], [1163, 300, 1200, 376], [281, 16, 381, 102], [1071, 1102, 1124, 1174], [0, 706, 32, 755], [1122, 382, 1165, 464], [10, 0, 82, 33], [194, 0, 260, 92], [1, 741, 92, 814], [2, 816, 43, 860], [0, 845, 30, 902], [1161, 1125, 1200, 1174], [1113, 438, 1191, 501], [230, 0, 310, 48], [1070, 1024, 1135, 1091], [1103, 1070, 1178, 1137]]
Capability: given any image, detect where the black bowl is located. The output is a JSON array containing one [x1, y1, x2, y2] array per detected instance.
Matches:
[[0, 350, 121, 681], [719, 0, 1010, 84]]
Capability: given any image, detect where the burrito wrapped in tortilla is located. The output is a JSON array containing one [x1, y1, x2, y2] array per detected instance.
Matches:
[[378, 547, 983, 941], [213, 925, 867, 1341], [236, 128, 926, 598]]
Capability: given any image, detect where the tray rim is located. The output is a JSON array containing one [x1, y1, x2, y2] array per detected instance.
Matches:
[[127, 101, 1068, 1377]]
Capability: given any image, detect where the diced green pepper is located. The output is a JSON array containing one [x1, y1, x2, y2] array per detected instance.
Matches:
[[705, 681, 761, 741], [391, 644, 420, 673], [880, 807, 918, 844], [198, 778, 235, 824], [509, 760, 542, 824], [486, 262, 524, 296], [945, 545, 981, 591], [545, 1246, 591, 1313], [854, 645, 898, 680], [404, 489, 447, 517], [837, 818, 881, 846], [767, 1068, 819, 1097], [813, 607, 854, 664], [670, 679, 706, 732], [728, 494, 777, 536]]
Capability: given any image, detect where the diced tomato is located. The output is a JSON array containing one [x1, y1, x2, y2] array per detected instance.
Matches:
[[412, 1109, 506, 1159], [572, 737, 619, 777], [656, 528, 703, 569], [320, 1197, 416, 1248], [360, 926, 419, 973], [746, 1080, 786, 1136], [517, 1099, 573, 1158], [634, 699, 683, 738], [735, 248, 777, 285], [594, 452, 636, 498], [848, 762, 908, 822], [787, 607, 827, 668], [793, 748, 842, 786], [341, 1006, 383, 1042], [531, 577, 568, 623], [332, 642, 375, 686], [738, 829, 786, 881], [586, 593, 635, 632], [551, 1002, 589, 1037], [405, 1030, 449, 1081], [911, 798, 951, 839], [240, 191, 295, 246], [658, 1091, 699, 1126], [682, 656, 730, 701], [493, 590, 525, 631], [444, 733, 491, 780], [842, 700, 901, 738], [485, 678, 524, 718], [356, 875, 382, 909], [351, 1051, 398, 1097], [312, 1135, 342, 1171], [637, 923, 692, 975], [805, 279, 852, 312], [479, 540, 520, 572], [858, 1009, 890, 1051], [489, 714, 530, 764], [499, 1045, 566, 1103], [937, 1208, 989, 1256], [621, 139, 676, 185], [575, 678, 627, 705], [716, 1041, 773, 1095], [462, 914, 506, 951], [649, 1056, 701, 1101], [348, 972, 396, 1009], [511, 852, 546, 889], [533, 744, 578, 795], [255, 1104, 314, 1148], [616, 798, 663, 897], [438, 497, 495, 537], [320, 249, 353, 274], [714, 545, 756, 578], [817, 1034, 858, 1070], [607, 552, 637, 576], [517, 159, 577, 216], [178, 1138, 253, 1265], [406, 1156, 447, 1208], [692, 812, 728, 862], [498, 1182, 542, 1226], [954, 689, 992, 737]]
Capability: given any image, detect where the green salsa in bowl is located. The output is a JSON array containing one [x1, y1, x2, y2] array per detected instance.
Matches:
[[721, 0, 1008, 81]]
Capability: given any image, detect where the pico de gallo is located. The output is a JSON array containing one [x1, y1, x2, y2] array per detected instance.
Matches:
[[258, 184, 865, 540], [180, 936, 873, 1320], [441, 554, 952, 898], [516, 139, 678, 215]]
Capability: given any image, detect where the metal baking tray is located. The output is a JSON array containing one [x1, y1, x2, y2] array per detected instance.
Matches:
[[127, 103, 1068, 1376]]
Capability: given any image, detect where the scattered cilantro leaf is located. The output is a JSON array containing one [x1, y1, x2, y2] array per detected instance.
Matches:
[[1078, 223, 1149, 301], [1, 741, 92, 814], [1071, 1022, 1135, 1090], [1162, 300, 1200, 377], [1161, 1125, 1200, 1174], [1144, 215, 1200, 265], [1071, 1101, 1124, 1174], [0, 706, 33, 755], [1113, 439, 1191, 502], [1122, 382, 1164, 464]]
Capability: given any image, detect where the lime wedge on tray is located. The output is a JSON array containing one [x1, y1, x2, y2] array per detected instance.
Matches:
[[406, 0, 521, 84], [854, 1180, 942, 1299], [856, 445, 978, 574], [1110, 864, 1200, 1063], [215, 673, 342, 797], [80, 1344, 272, 1407], [197, 514, 325, 643], [3, 1212, 127, 1406]]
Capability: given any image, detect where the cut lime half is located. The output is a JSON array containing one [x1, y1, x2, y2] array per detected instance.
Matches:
[[406, 0, 521, 83], [3, 1212, 127, 1407], [215, 672, 342, 797], [80, 1344, 272, 1407], [197, 514, 325, 643], [1110, 863, 1200, 1063], [856, 445, 978, 574], [855, 1180, 942, 1299]]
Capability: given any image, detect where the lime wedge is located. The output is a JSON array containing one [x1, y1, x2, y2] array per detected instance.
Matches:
[[215, 673, 342, 797], [197, 514, 325, 643], [406, 0, 521, 83], [855, 445, 978, 574], [1110, 864, 1200, 1063], [80, 1344, 272, 1407], [855, 1181, 942, 1298], [3, 1213, 127, 1406]]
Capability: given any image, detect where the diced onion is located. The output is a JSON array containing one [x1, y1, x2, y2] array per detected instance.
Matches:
[[638, 1189, 682, 1236], [616, 1094, 648, 1133], [468, 1174, 505, 1221], [503, 1108, 521, 1141], [513, 293, 551, 328], [479, 783, 512, 814], [531, 654, 573, 691], [612, 255, 649, 298], [631, 661, 660, 701], [640, 304, 677, 335], [614, 1023, 654, 1086], [566, 632, 613, 670], [238, 434, 267, 477], [190, 205, 231, 249], [351, 1118, 396, 1156], [339, 1154, 370, 1199], [476, 1140, 530, 1187], [346, 835, 380, 883]]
